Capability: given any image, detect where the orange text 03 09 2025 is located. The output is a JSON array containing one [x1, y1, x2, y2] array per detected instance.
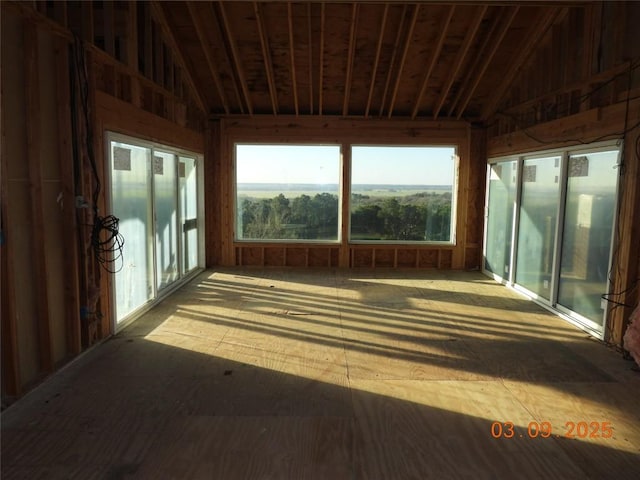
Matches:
[[490, 421, 613, 439]]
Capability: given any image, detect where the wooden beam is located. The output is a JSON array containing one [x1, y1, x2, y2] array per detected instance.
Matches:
[[319, 3, 325, 115], [365, 3, 388, 118], [379, 4, 408, 117], [455, 6, 519, 119], [218, 2, 253, 115], [308, 3, 313, 114], [288, 2, 299, 116], [54, 37, 82, 356], [411, 5, 455, 119], [343, 3, 359, 116], [187, 1, 230, 114], [24, 23, 53, 373], [151, 2, 206, 112], [433, 4, 487, 119], [254, 2, 278, 115], [387, 4, 419, 118], [481, 7, 564, 120]]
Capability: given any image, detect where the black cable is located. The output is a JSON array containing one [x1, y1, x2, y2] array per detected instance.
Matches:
[[91, 215, 125, 274]]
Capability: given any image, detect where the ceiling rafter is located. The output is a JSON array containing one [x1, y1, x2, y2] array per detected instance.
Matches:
[[387, 3, 420, 118], [150, 1, 207, 113], [379, 4, 408, 117], [454, 6, 519, 119], [433, 4, 488, 119], [186, 1, 229, 114], [446, 6, 505, 117], [343, 3, 359, 116], [411, 5, 455, 119], [319, 3, 325, 115], [287, 3, 299, 116], [364, 3, 389, 118], [481, 7, 566, 120], [308, 3, 313, 114], [217, 1, 254, 115], [254, 2, 278, 115]]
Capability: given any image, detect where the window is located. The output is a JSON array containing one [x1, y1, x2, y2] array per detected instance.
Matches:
[[350, 146, 456, 243], [235, 144, 341, 241]]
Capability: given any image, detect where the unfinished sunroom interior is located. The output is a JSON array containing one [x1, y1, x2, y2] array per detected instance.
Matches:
[[1, 0, 640, 478]]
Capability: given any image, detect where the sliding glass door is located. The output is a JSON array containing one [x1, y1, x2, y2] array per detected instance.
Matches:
[[484, 160, 517, 280], [109, 134, 201, 326], [485, 142, 619, 337], [110, 141, 154, 320], [557, 149, 618, 326], [515, 155, 562, 301]]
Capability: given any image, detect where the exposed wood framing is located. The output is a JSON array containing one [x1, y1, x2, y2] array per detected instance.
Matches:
[[387, 4, 419, 118], [343, 3, 359, 116], [433, 5, 488, 120], [378, 4, 407, 117], [187, 2, 229, 114], [126, 1, 138, 70], [365, 3, 388, 118], [218, 2, 253, 115], [308, 3, 313, 114], [319, 3, 324, 115], [55, 36, 82, 356], [482, 7, 565, 120], [412, 5, 455, 119], [151, 1, 207, 112], [287, 2, 299, 116], [142, 2, 153, 79], [454, 7, 519, 119], [24, 23, 53, 373], [103, 1, 115, 56], [254, 2, 278, 115]]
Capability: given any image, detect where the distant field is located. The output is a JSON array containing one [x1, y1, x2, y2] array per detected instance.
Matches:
[[237, 187, 451, 199]]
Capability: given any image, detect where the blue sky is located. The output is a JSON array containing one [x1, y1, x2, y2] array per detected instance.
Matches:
[[236, 144, 456, 185]]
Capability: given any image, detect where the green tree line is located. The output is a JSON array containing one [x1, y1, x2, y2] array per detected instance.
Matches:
[[239, 192, 451, 241]]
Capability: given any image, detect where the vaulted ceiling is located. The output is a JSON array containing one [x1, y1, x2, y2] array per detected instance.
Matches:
[[157, 1, 581, 121]]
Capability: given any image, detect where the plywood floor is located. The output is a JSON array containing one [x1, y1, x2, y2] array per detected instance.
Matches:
[[2, 269, 640, 479]]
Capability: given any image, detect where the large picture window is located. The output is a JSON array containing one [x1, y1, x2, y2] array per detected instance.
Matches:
[[235, 144, 341, 241], [350, 146, 456, 243]]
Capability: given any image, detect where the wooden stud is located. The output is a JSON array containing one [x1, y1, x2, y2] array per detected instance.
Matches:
[[339, 142, 350, 267], [153, 21, 164, 87], [387, 4, 419, 119], [143, 2, 153, 79], [455, 7, 519, 120], [103, 0, 115, 56], [217, 2, 253, 115], [55, 37, 82, 356], [433, 5, 487, 120], [187, 1, 229, 114], [308, 3, 313, 115], [319, 3, 325, 115], [287, 2, 299, 116], [254, 2, 278, 115], [126, 1, 138, 71], [24, 23, 53, 373], [150, 1, 207, 113], [412, 5, 455, 119], [343, 3, 359, 116], [365, 3, 388, 118]]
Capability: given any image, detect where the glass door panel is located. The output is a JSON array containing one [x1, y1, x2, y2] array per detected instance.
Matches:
[[515, 155, 562, 300], [485, 161, 517, 279], [558, 150, 618, 325], [179, 157, 198, 273], [154, 151, 179, 290], [110, 141, 153, 321]]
